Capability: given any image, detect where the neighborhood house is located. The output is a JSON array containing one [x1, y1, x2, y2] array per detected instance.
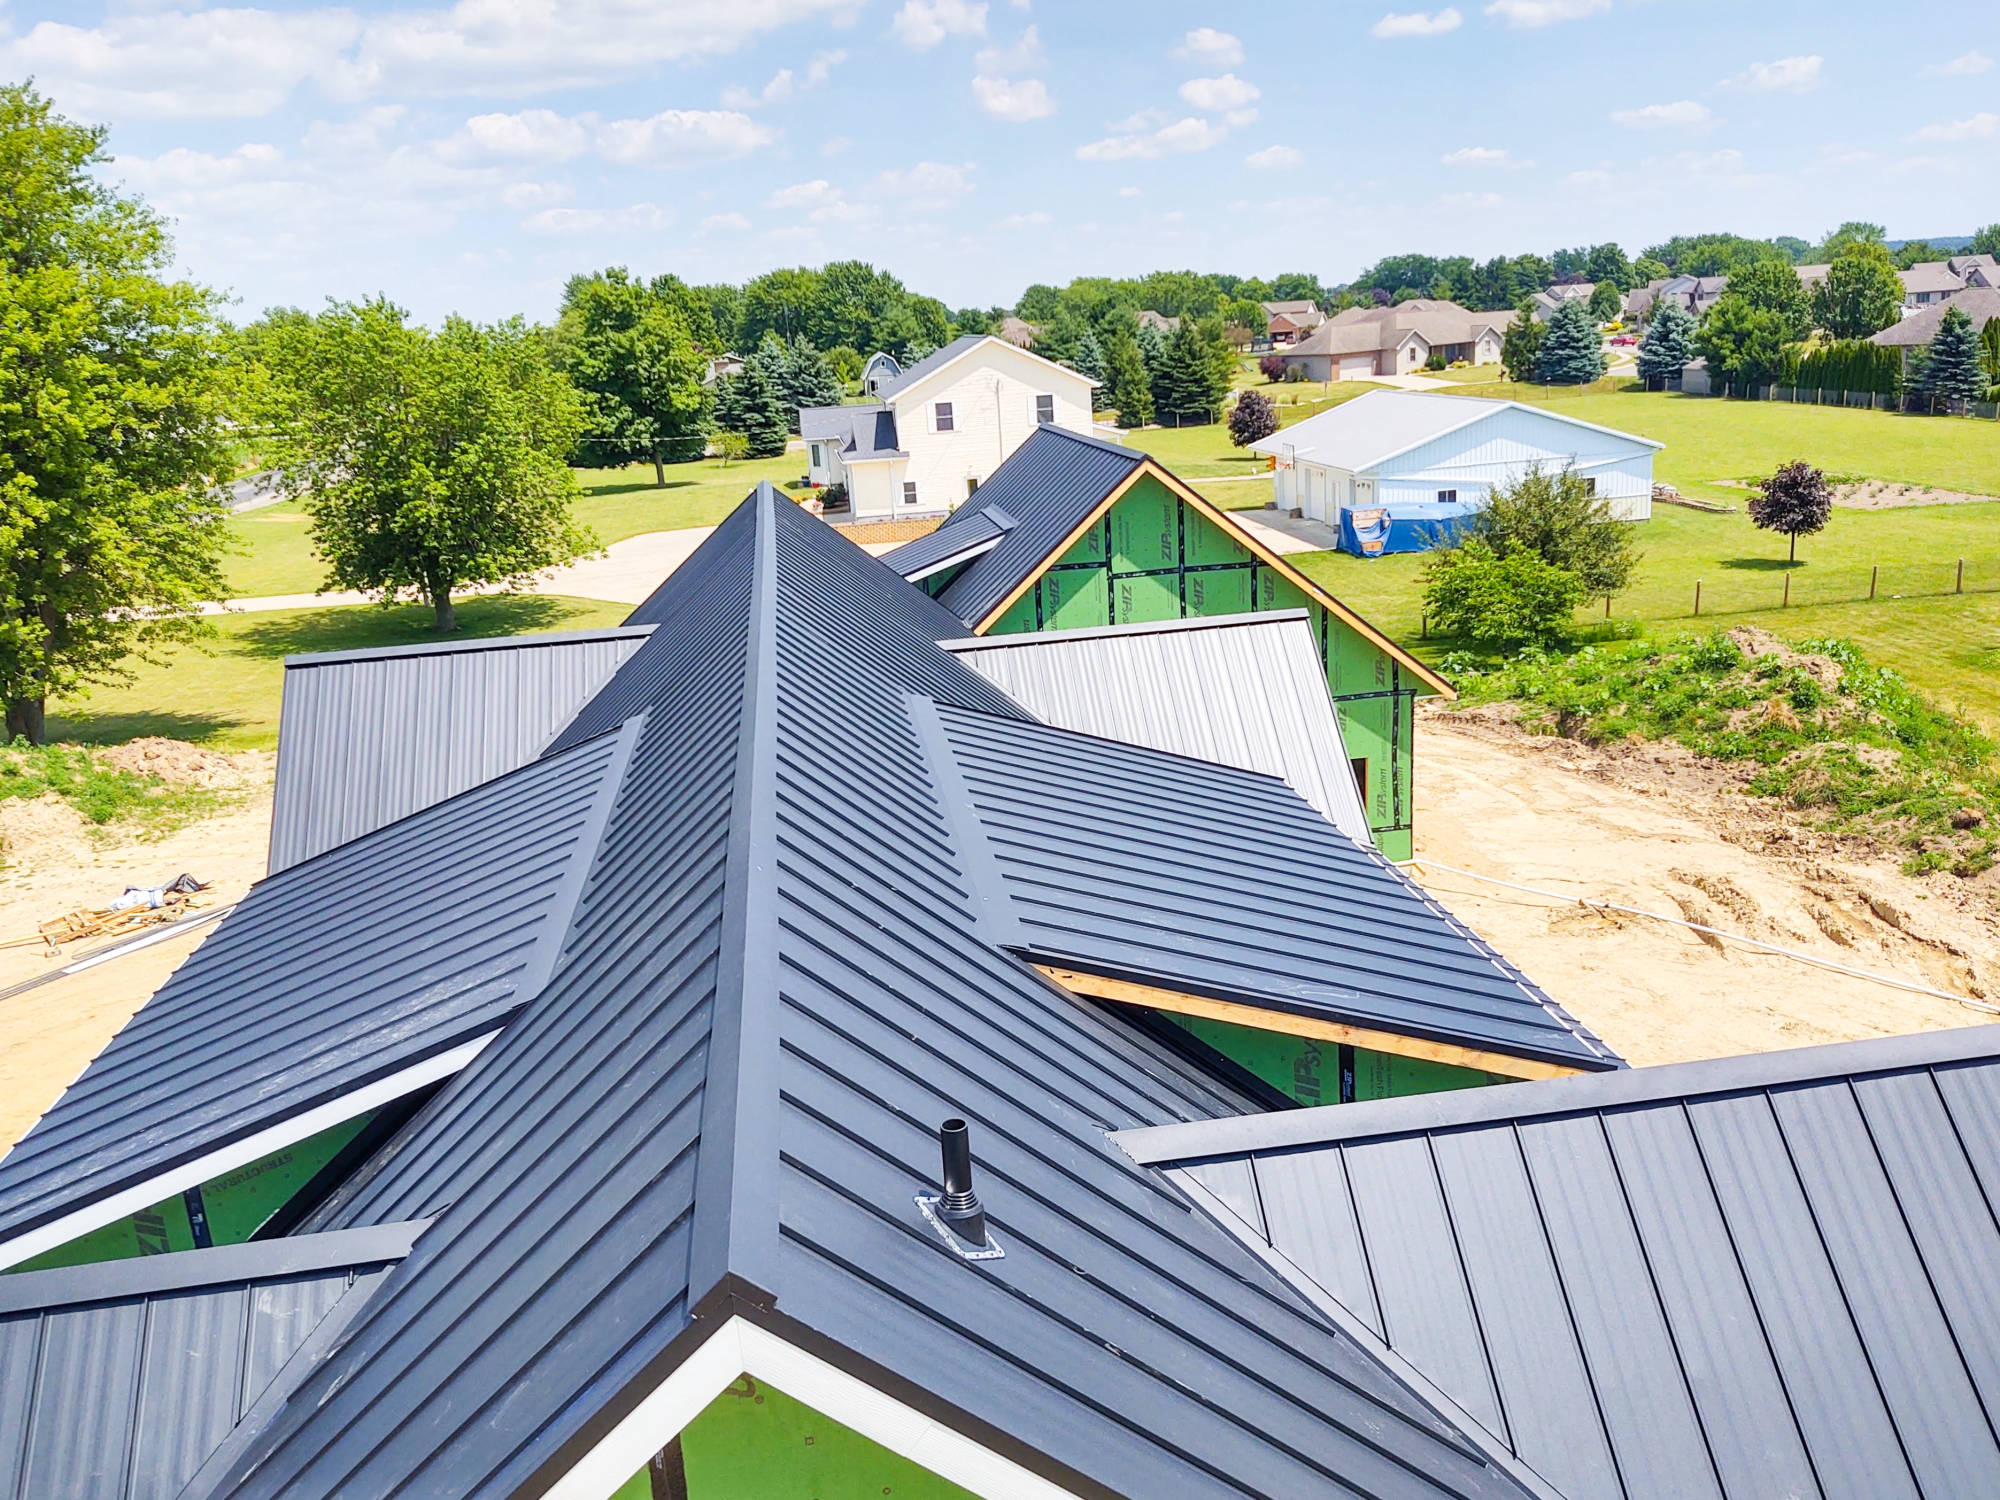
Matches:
[[1271, 299, 1514, 381], [1261, 298, 1325, 344], [1253, 389, 1661, 556], [800, 333, 1098, 520]]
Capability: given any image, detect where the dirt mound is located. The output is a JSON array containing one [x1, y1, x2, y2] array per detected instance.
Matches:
[[94, 739, 270, 790], [1833, 480, 2000, 510], [1723, 626, 1844, 688]]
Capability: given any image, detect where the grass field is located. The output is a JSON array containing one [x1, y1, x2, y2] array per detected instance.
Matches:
[[47, 594, 632, 751]]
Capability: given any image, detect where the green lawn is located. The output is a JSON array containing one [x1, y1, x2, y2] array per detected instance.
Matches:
[[48, 594, 633, 751]]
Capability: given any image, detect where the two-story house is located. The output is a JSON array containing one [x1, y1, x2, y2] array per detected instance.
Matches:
[[800, 334, 1100, 519]]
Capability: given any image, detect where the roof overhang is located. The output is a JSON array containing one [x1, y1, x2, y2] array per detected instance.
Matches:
[[900, 531, 1008, 583]]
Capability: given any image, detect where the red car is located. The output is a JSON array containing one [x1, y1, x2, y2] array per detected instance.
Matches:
[[1610, 333, 1637, 346]]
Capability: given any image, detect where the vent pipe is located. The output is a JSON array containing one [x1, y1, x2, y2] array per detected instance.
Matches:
[[937, 1118, 987, 1247]]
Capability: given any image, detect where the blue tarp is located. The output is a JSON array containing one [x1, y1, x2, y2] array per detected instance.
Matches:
[[1338, 502, 1479, 558]]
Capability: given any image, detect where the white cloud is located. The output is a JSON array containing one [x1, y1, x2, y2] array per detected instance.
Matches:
[[974, 25, 1045, 73], [1484, 0, 1608, 26], [820, 135, 854, 155], [442, 108, 593, 164], [594, 109, 774, 167], [1117, 185, 1142, 196], [1925, 50, 1992, 76], [1244, 144, 1303, 169], [891, 0, 988, 49], [1906, 112, 1999, 143], [1107, 106, 1171, 132], [1442, 144, 1531, 167], [1611, 99, 1713, 131], [1371, 9, 1462, 37], [522, 202, 673, 236], [722, 68, 794, 108], [1719, 55, 1822, 93], [767, 178, 840, 210], [872, 159, 977, 200], [997, 209, 1053, 227], [499, 180, 570, 208], [699, 211, 751, 233], [806, 48, 848, 85], [1178, 73, 1259, 112], [1077, 115, 1229, 161], [1171, 28, 1244, 66], [972, 75, 1057, 121]]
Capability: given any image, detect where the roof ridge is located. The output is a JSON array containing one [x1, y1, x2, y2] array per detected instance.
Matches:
[[281, 625, 655, 670]]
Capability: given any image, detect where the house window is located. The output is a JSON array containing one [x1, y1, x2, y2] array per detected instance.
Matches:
[[1350, 757, 1369, 806], [1437, 489, 1458, 504], [1583, 477, 1598, 497], [934, 401, 955, 433], [902, 481, 919, 506], [967, 476, 979, 498], [809, 443, 823, 468], [1035, 394, 1055, 424]]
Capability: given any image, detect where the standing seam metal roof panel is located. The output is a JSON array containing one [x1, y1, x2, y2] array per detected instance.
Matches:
[[942, 609, 1373, 843], [269, 626, 652, 871], [1119, 1024, 2000, 1500], [0, 725, 637, 1251], [215, 489, 1539, 1500]]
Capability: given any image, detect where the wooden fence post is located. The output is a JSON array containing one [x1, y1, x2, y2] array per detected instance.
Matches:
[[1782, 572, 1790, 609], [1958, 559, 1965, 595], [1694, 580, 1702, 617], [1870, 565, 1878, 600]]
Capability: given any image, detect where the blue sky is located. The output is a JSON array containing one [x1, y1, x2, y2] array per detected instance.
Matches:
[[4, 0, 1994, 324]]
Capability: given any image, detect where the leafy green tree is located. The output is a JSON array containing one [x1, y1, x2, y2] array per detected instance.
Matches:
[[1586, 243, 1636, 291], [696, 283, 743, 349], [1633, 255, 1670, 284], [1695, 296, 1788, 392], [1534, 298, 1607, 384], [1811, 244, 1905, 338], [1814, 220, 1887, 260], [1587, 282, 1623, 323], [1920, 305, 1989, 402], [1422, 538, 1585, 651], [1500, 313, 1545, 382], [713, 429, 750, 465], [1643, 233, 1794, 276], [0, 83, 236, 743], [1893, 240, 1939, 270], [1102, 323, 1154, 428], [1773, 235, 1813, 263], [1748, 460, 1831, 564], [1971, 224, 2000, 259], [824, 344, 864, 384], [646, 272, 720, 352], [1727, 259, 1811, 342], [738, 267, 823, 346], [712, 360, 791, 458], [554, 268, 710, 483], [1016, 283, 1062, 322], [1637, 301, 1697, 384], [262, 300, 592, 633], [1476, 465, 1638, 598], [1228, 389, 1279, 447]]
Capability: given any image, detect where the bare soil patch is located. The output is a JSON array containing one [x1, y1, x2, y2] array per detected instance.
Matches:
[[1716, 477, 1999, 509], [1415, 704, 2000, 1066]]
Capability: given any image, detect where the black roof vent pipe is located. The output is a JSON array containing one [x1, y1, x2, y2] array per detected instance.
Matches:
[[938, 1119, 986, 1246], [917, 1117, 1003, 1261]]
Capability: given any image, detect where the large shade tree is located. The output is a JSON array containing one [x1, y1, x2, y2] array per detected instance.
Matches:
[[1811, 244, 1905, 339], [261, 300, 594, 632], [554, 268, 710, 484], [0, 83, 235, 743]]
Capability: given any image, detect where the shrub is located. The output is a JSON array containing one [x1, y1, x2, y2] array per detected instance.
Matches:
[[1421, 538, 1586, 650], [1424, 348, 1447, 371], [1228, 389, 1279, 447], [1477, 464, 1639, 597], [1259, 353, 1287, 382], [1748, 460, 1832, 563]]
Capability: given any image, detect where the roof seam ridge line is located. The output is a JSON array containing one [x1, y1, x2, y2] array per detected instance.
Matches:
[[1422, 1132, 1516, 1456], [688, 481, 785, 1306], [281, 624, 657, 669], [518, 711, 648, 997], [902, 694, 1029, 954]]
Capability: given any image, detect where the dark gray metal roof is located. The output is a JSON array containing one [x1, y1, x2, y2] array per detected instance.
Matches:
[[1120, 1023, 2000, 1500], [0, 1224, 419, 1500], [928, 699, 1616, 1072], [799, 402, 903, 459], [212, 487, 1537, 1500], [942, 609, 1373, 843], [870, 332, 989, 397], [881, 502, 1016, 583], [269, 626, 652, 871], [923, 422, 1145, 625], [0, 724, 636, 1256]]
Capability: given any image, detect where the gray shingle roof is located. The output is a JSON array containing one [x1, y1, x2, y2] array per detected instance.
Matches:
[[206, 488, 1540, 1500], [1119, 1023, 2000, 1500], [270, 626, 652, 871], [799, 402, 903, 459], [0, 1224, 420, 1500], [928, 699, 1616, 1071], [0, 724, 637, 1258]]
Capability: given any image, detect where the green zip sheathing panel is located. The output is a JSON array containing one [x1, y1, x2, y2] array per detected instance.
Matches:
[[1161, 1012, 1507, 1105], [608, 1378, 981, 1500], [8, 1109, 378, 1272], [986, 473, 1418, 859]]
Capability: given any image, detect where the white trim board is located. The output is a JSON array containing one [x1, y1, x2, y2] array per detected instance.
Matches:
[[543, 1317, 1084, 1500], [0, 1032, 496, 1273]]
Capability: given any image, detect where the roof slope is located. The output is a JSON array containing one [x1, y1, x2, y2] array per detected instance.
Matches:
[[929, 700, 1615, 1072], [0, 1224, 420, 1500], [1252, 389, 1662, 472], [0, 725, 636, 1257], [270, 626, 651, 872], [882, 502, 1016, 583], [1120, 1025, 2000, 1500], [1872, 287, 2000, 346], [798, 402, 903, 460], [216, 488, 1538, 1500], [941, 610, 1371, 841]]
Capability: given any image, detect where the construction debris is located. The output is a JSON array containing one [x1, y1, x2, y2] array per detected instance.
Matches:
[[17, 874, 211, 957]]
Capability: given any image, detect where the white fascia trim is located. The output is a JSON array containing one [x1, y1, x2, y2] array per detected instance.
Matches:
[[544, 1317, 1085, 1500], [0, 1031, 497, 1272], [901, 534, 1007, 583]]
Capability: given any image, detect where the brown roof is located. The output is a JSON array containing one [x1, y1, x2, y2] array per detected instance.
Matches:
[[1869, 287, 2000, 346], [1289, 299, 1514, 357]]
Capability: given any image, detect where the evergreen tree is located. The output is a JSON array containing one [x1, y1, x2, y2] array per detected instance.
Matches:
[[1072, 327, 1108, 407], [714, 364, 790, 457], [1153, 321, 1227, 424], [1533, 298, 1607, 384], [1136, 318, 1168, 381], [1500, 313, 1544, 382], [782, 337, 843, 428], [1637, 301, 1696, 385], [1103, 323, 1154, 428], [1981, 317, 2000, 394], [1811, 244, 1904, 339], [1920, 306, 1988, 403]]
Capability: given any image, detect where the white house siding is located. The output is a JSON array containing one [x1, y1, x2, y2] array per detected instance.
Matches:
[[1374, 405, 1654, 520], [843, 458, 909, 519], [889, 344, 1094, 516]]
